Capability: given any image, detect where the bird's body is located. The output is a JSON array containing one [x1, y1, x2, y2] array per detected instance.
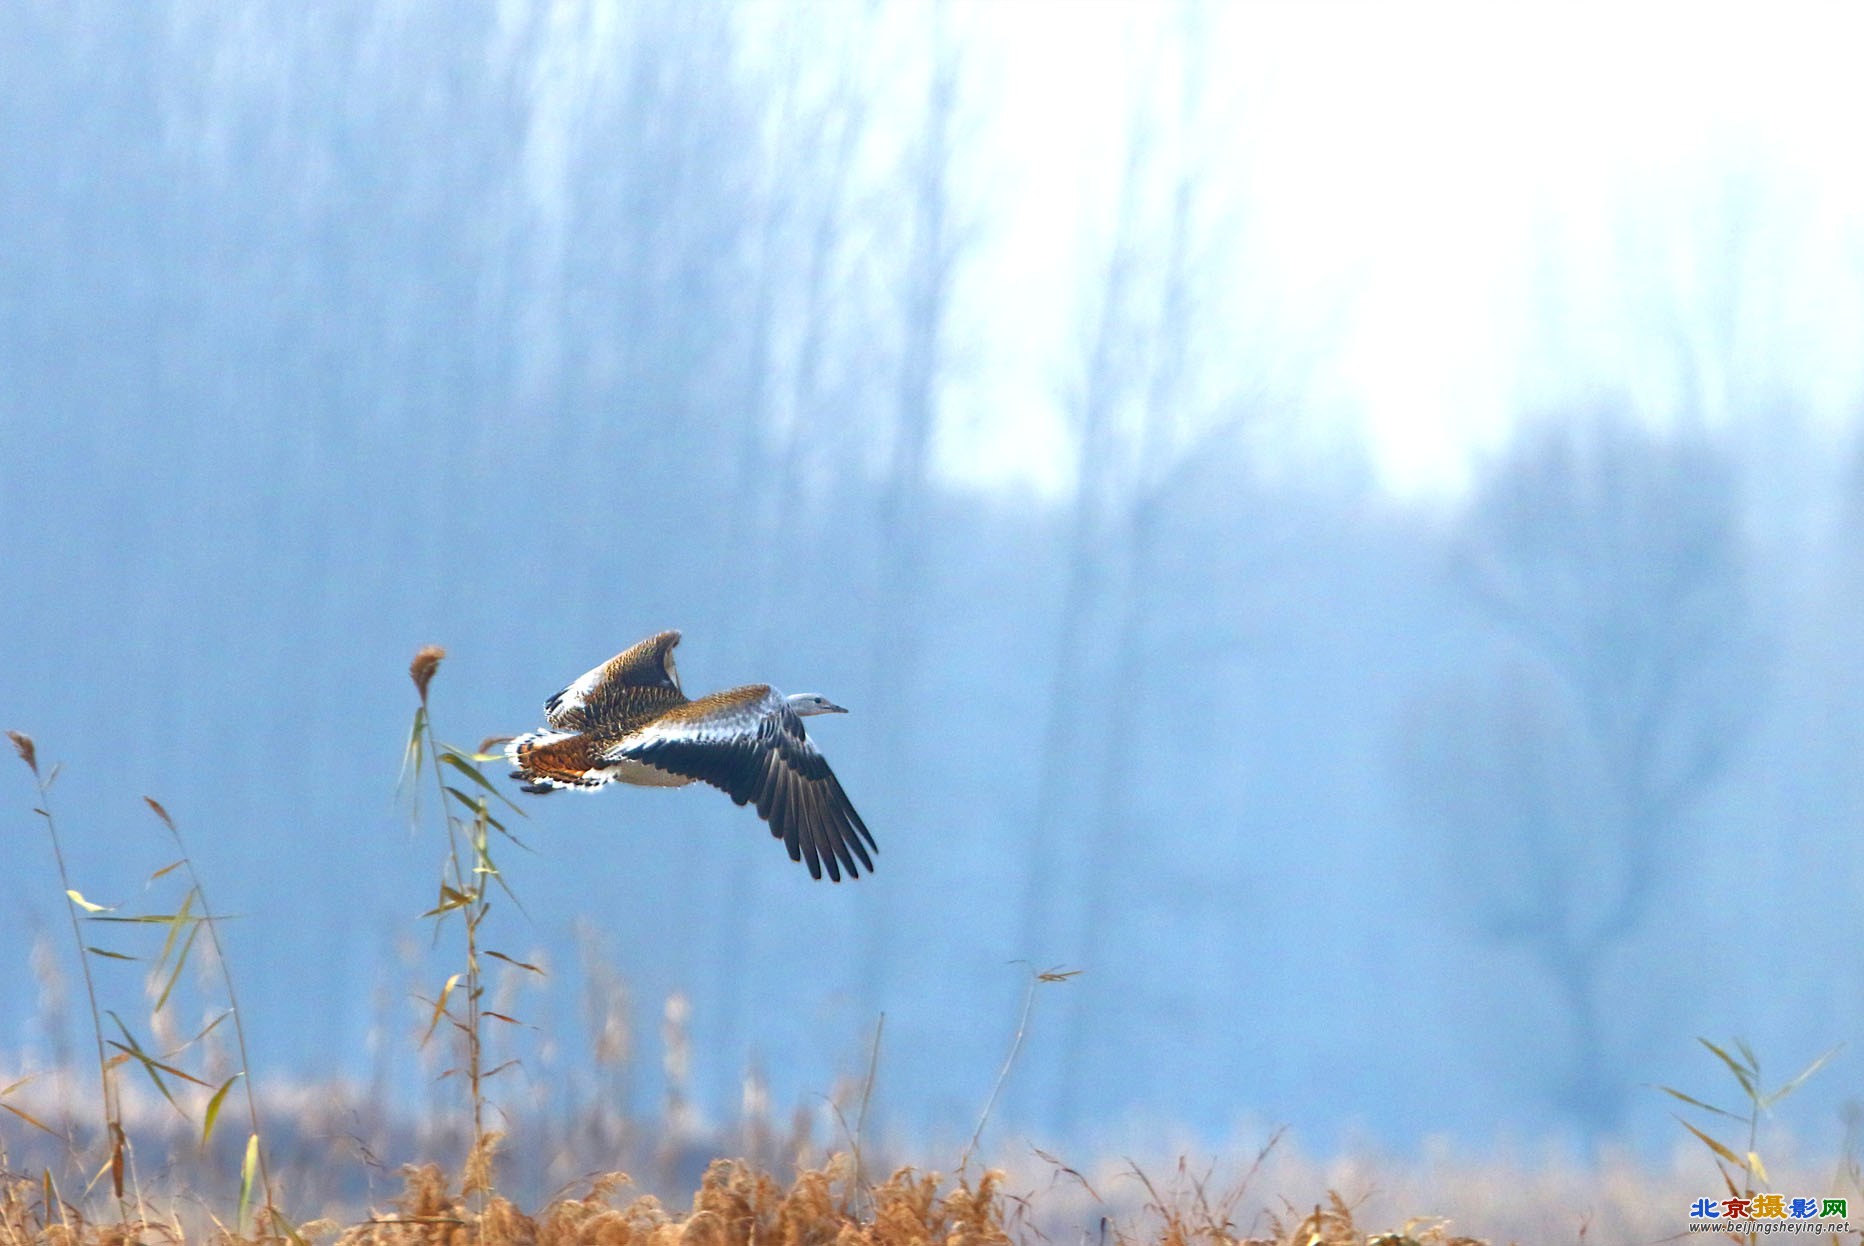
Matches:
[[506, 631, 877, 881]]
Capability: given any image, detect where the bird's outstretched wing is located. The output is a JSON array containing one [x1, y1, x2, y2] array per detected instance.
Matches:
[[608, 685, 878, 881], [544, 630, 684, 730]]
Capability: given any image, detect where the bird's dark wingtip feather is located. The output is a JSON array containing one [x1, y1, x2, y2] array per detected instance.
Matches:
[[845, 824, 874, 874]]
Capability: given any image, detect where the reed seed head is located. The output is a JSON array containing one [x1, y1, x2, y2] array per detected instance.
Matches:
[[410, 646, 447, 705], [5, 730, 37, 776]]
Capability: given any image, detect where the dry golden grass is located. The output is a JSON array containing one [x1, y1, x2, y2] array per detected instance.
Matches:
[[324, 1157, 1014, 1246], [0, 1152, 1513, 1246]]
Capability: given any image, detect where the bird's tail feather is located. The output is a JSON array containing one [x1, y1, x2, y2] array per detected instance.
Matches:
[[506, 730, 608, 792]]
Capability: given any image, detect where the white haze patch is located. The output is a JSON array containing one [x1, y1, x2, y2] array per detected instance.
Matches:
[[938, 1, 1864, 499]]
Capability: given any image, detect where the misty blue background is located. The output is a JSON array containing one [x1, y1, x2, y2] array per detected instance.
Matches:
[[3, 2, 1862, 1167]]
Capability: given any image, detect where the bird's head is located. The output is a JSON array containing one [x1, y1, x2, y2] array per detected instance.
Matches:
[[786, 692, 848, 716]]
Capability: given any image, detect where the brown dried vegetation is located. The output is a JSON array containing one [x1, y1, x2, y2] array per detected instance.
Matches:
[[0, 1156, 1489, 1246], [329, 1158, 1012, 1246]]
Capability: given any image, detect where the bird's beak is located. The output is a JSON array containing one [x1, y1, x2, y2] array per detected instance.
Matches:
[[825, 701, 849, 713]]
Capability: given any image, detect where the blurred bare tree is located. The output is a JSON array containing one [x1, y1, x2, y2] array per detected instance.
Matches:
[[1015, 0, 1277, 1133], [1407, 407, 1762, 1130]]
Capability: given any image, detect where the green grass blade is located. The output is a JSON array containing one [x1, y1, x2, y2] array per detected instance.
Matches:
[[1748, 1150, 1769, 1184], [400, 707, 427, 791], [445, 786, 486, 815], [439, 750, 524, 813], [192, 1008, 233, 1044], [484, 949, 545, 976], [420, 885, 473, 918], [107, 1032, 178, 1106], [153, 888, 199, 972], [440, 751, 500, 793], [106, 1040, 211, 1101], [105, 1011, 210, 1110], [1, 1101, 58, 1137], [421, 974, 462, 1045], [1657, 1084, 1739, 1119], [237, 1131, 260, 1232], [1762, 1043, 1842, 1110], [446, 788, 511, 835], [153, 918, 203, 1014], [65, 889, 111, 913], [1674, 1114, 1744, 1168], [1698, 1038, 1758, 1099], [201, 1074, 241, 1147]]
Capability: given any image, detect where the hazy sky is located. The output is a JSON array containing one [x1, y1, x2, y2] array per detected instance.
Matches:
[[8, 1, 1864, 1167], [942, 2, 1864, 498]]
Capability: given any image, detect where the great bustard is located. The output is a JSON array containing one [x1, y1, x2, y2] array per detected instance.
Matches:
[[505, 630, 877, 881]]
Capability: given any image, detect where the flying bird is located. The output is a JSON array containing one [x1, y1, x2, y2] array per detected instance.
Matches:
[[505, 630, 877, 881]]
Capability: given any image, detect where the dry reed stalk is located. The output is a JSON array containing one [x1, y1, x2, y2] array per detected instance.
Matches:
[[7, 731, 129, 1216]]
